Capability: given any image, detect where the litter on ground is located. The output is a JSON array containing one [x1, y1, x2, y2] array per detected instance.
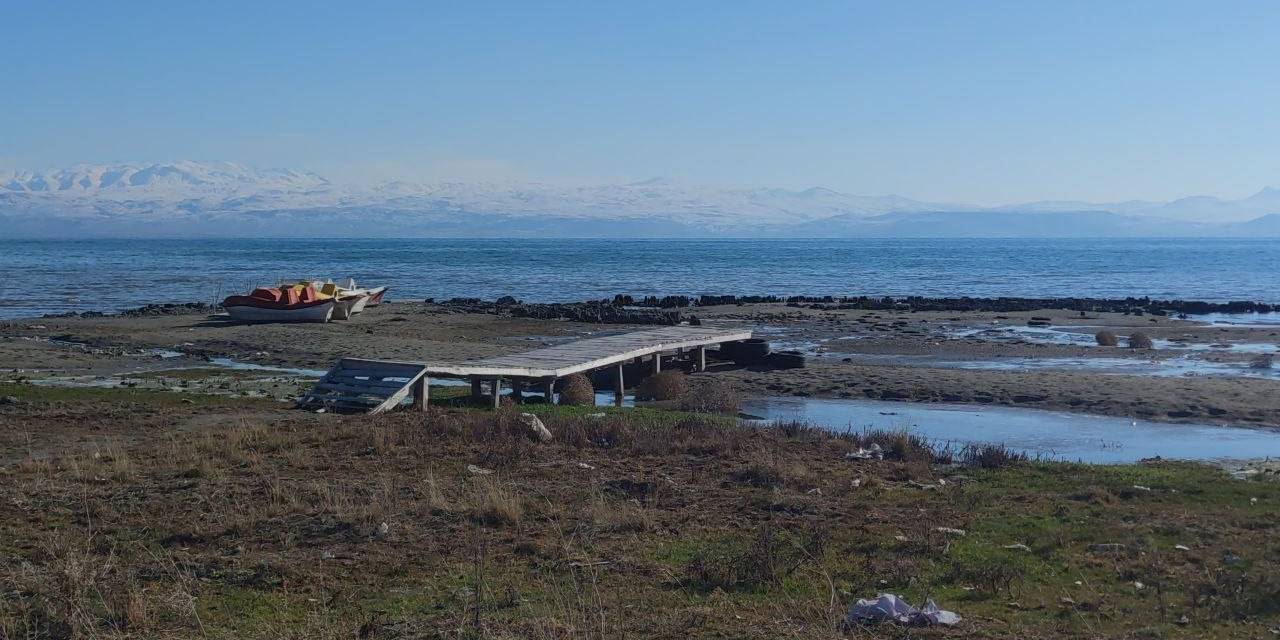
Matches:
[[846, 593, 961, 627]]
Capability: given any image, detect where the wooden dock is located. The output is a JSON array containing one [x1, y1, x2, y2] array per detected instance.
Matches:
[[302, 325, 752, 413]]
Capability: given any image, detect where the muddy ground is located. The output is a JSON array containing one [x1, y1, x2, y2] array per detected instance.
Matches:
[[2, 301, 1279, 427]]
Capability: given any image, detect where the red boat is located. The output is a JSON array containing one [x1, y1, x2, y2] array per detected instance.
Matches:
[[222, 285, 336, 323]]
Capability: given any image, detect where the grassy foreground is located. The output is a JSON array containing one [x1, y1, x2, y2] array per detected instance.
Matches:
[[1, 384, 1279, 639]]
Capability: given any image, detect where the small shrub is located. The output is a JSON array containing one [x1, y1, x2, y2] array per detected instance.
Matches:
[[946, 544, 1028, 596], [1069, 485, 1117, 505], [469, 477, 523, 526], [558, 374, 595, 406], [1127, 332, 1154, 349], [635, 370, 686, 401], [683, 524, 818, 592], [851, 429, 938, 463], [958, 443, 1028, 469], [1095, 330, 1118, 346], [679, 378, 740, 414], [1249, 354, 1274, 369]]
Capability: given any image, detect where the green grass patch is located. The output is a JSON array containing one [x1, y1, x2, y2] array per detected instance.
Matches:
[[0, 381, 280, 409]]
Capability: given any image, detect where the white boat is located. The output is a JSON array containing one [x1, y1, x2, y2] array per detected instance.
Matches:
[[331, 294, 368, 320], [349, 294, 372, 314], [365, 286, 389, 306], [329, 278, 385, 313], [226, 301, 335, 323]]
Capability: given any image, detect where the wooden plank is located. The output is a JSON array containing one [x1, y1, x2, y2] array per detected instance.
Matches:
[[324, 377, 410, 389], [413, 375, 429, 411], [313, 380, 407, 395], [369, 371, 424, 414], [336, 326, 752, 390]]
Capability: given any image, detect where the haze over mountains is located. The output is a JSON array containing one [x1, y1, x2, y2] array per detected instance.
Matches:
[[3, 161, 1279, 238]]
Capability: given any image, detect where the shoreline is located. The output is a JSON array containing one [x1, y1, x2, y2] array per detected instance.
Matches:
[[3, 299, 1278, 429], [15, 293, 1280, 324]]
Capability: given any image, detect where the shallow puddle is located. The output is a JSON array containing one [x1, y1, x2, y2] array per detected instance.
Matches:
[[740, 396, 1280, 464]]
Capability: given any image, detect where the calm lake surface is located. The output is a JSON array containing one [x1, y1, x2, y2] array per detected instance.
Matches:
[[741, 396, 1280, 464], [2, 237, 1279, 319]]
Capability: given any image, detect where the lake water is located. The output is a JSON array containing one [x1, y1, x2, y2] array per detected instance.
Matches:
[[2, 237, 1279, 319], [741, 396, 1280, 464]]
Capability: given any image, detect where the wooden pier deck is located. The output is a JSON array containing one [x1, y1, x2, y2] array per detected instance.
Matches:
[[303, 325, 752, 413]]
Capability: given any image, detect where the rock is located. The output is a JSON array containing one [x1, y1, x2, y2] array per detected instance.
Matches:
[[519, 413, 553, 442], [0, 396, 19, 406], [374, 522, 389, 538], [1087, 543, 1127, 552], [934, 527, 966, 537], [846, 444, 883, 460]]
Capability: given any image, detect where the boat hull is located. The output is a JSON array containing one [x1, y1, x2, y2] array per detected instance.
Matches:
[[349, 295, 371, 315], [225, 301, 335, 323], [366, 287, 389, 306], [332, 296, 366, 321]]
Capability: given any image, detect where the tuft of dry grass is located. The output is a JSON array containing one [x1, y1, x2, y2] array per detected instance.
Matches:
[[1127, 332, 1154, 349], [678, 378, 740, 414], [469, 476, 524, 526], [635, 370, 686, 401], [557, 374, 595, 406]]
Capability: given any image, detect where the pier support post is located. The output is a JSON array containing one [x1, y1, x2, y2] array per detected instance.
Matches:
[[470, 377, 483, 402], [544, 378, 556, 404], [490, 379, 502, 409], [511, 379, 525, 404], [652, 353, 662, 375], [615, 363, 625, 407], [697, 346, 707, 372], [413, 375, 430, 411]]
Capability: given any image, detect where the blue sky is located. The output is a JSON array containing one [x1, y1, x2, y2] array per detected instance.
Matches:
[[3, 1, 1278, 204]]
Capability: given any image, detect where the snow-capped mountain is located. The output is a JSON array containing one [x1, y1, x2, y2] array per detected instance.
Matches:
[[1, 161, 328, 197], [2, 161, 1278, 237]]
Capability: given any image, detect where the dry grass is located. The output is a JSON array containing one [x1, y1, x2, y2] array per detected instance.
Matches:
[[678, 378, 740, 414], [635, 370, 687, 401], [1095, 330, 1119, 346], [4, 386, 1280, 638], [469, 476, 524, 526], [558, 374, 595, 406], [1128, 331, 1155, 349]]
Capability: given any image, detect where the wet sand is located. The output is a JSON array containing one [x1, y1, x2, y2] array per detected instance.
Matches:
[[3, 301, 1279, 427]]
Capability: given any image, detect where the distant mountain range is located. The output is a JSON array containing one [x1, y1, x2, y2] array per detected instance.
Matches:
[[3, 161, 1279, 238]]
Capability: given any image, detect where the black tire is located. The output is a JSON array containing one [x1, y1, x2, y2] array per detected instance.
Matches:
[[733, 338, 771, 364]]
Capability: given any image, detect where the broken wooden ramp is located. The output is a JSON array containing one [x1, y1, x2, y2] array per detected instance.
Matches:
[[301, 358, 429, 414]]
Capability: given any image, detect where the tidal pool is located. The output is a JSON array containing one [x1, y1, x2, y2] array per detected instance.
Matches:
[[740, 396, 1280, 464]]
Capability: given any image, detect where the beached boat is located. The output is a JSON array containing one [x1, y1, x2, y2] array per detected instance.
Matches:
[[222, 285, 334, 323], [316, 280, 369, 320], [334, 279, 381, 312], [330, 293, 367, 320], [365, 286, 389, 306]]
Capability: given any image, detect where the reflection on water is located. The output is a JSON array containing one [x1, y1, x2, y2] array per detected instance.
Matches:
[[741, 396, 1280, 464]]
